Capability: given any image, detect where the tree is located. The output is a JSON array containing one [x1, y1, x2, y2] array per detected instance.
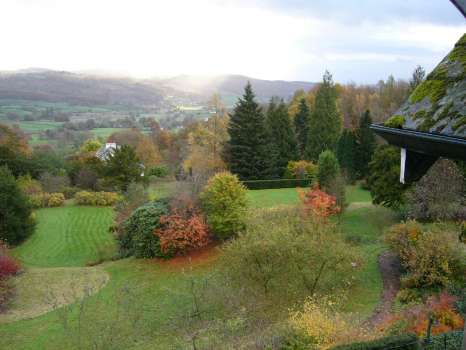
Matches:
[[102, 145, 142, 191], [226, 82, 272, 180], [406, 159, 465, 221], [80, 139, 102, 153], [135, 136, 161, 168], [409, 65, 426, 93], [317, 150, 340, 191], [368, 145, 406, 209], [183, 94, 229, 177], [266, 98, 298, 177], [305, 71, 342, 161], [336, 129, 357, 182], [200, 172, 247, 240], [354, 110, 376, 179], [294, 98, 311, 158], [0, 166, 35, 245]]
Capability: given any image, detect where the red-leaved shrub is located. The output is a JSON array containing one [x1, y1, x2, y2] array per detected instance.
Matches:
[[299, 185, 341, 220], [155, 207, 211, 257], [381, 292, 464, 336], [0, 243, 20, 279]]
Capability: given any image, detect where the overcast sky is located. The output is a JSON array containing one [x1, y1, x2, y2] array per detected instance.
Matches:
[[1, 0, 465, 83]]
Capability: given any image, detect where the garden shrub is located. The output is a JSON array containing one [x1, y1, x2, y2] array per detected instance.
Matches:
[[381, 293, 464, 337], [200, 172, 247, 240], [155, 206, 211, 257], [317, 150, 340, 190], [330, 333, 418, 350], [298, 186, 340, 220], [47, 193, 65, 207], [17, 174, 43, 196], [406, 159, 465, 221], [117, 199, 169, 258], [219, 208, 359, 306], [288, 296, 367, 350], [0, 243, 21, 312], [74, 191, 120, 206], [284, 160, 318, 180], [385, 221, 466, 289], [62, 186, 79, 199], [29, 192, 65, 208]]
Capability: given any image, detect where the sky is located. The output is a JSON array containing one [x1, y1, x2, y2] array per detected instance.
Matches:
[[1, 0, 465, 83]]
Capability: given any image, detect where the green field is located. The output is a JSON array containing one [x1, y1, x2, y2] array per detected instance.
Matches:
[[0, 185, 396, 349], [90, 128, 130, 139], [13, 205, 115, 267]]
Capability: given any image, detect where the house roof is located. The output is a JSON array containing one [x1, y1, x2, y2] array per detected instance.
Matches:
[[382, 33, 465, 138]]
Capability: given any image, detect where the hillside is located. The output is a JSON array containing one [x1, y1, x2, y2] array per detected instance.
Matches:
[[156, 74, 316, 101], [0, 70, 163, 107]]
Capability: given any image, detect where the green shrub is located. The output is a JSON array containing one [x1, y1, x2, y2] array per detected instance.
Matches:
[[200, 172, 247, 240], [242, 178, 313, 189], [117, 199, 169, 258], [330, 333, 419, 350], [74, 191, 120, 206], [317, 150, 340, 190]]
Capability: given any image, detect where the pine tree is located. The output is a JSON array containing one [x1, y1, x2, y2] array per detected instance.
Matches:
[[336, 129, 357, 182], [102, 145, 143, 191], [294, 98, 311, 158], [226, 82, 272, 180], [266, 98, 298, 177], [305, 71, 342, 161], [355, 110, 376, 179]]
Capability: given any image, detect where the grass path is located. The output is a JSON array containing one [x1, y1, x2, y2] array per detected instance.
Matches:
[[13, 205, 115, 267]]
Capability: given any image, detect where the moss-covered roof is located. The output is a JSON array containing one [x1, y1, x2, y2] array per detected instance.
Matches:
[[384, 33, 466, 138]]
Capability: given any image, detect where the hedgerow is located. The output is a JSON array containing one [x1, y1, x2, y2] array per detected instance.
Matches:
[[74, 191, 120, 206]]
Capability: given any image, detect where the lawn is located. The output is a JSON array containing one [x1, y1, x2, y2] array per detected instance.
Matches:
[[0, 184, 398, 349], [13, 205, 115, 267]]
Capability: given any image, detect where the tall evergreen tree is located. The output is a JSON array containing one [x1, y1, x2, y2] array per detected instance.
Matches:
[[305, 71, 342, 161], [355, 110, 376, 179], [266, 98, 298, 177], [336, 129, 357, 182], [294, 98, 311, 158], [226, 82, 272, 180]]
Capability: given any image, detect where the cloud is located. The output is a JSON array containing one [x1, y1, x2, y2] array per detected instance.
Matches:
[[0, 0, 464, 83]]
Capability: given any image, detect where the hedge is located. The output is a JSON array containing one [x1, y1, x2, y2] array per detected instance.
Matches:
[[426, 331, 463, 350], [242, 178, 313, 190], [330, 333, 419, 350], [74, 191, 120, 206]]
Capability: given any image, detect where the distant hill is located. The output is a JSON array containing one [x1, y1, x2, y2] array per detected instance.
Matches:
[[156, 74, 316, 102], [0, 70, 163, 107]]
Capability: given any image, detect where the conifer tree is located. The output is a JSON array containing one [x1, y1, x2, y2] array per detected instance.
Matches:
[[266, 98, 298, 177], [305, 71, 342, 161], [336, 129, 357, 182], [294, 98, 310, 158], [226, 82, 272, 180], [355, 110, 376, 179]]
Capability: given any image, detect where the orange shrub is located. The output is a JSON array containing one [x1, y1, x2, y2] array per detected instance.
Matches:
[[380, 292, 464, 336], [155, 207, 211, 257], [299, 185, 340, 220]]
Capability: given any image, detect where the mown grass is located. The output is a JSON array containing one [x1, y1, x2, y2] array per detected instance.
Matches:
[[13, 205, 115, 267], [0, 185, 398, 349]]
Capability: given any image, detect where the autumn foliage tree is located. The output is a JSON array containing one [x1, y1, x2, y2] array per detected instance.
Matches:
[[155, 206, 211, 257], [299, 186, 340, 220]]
